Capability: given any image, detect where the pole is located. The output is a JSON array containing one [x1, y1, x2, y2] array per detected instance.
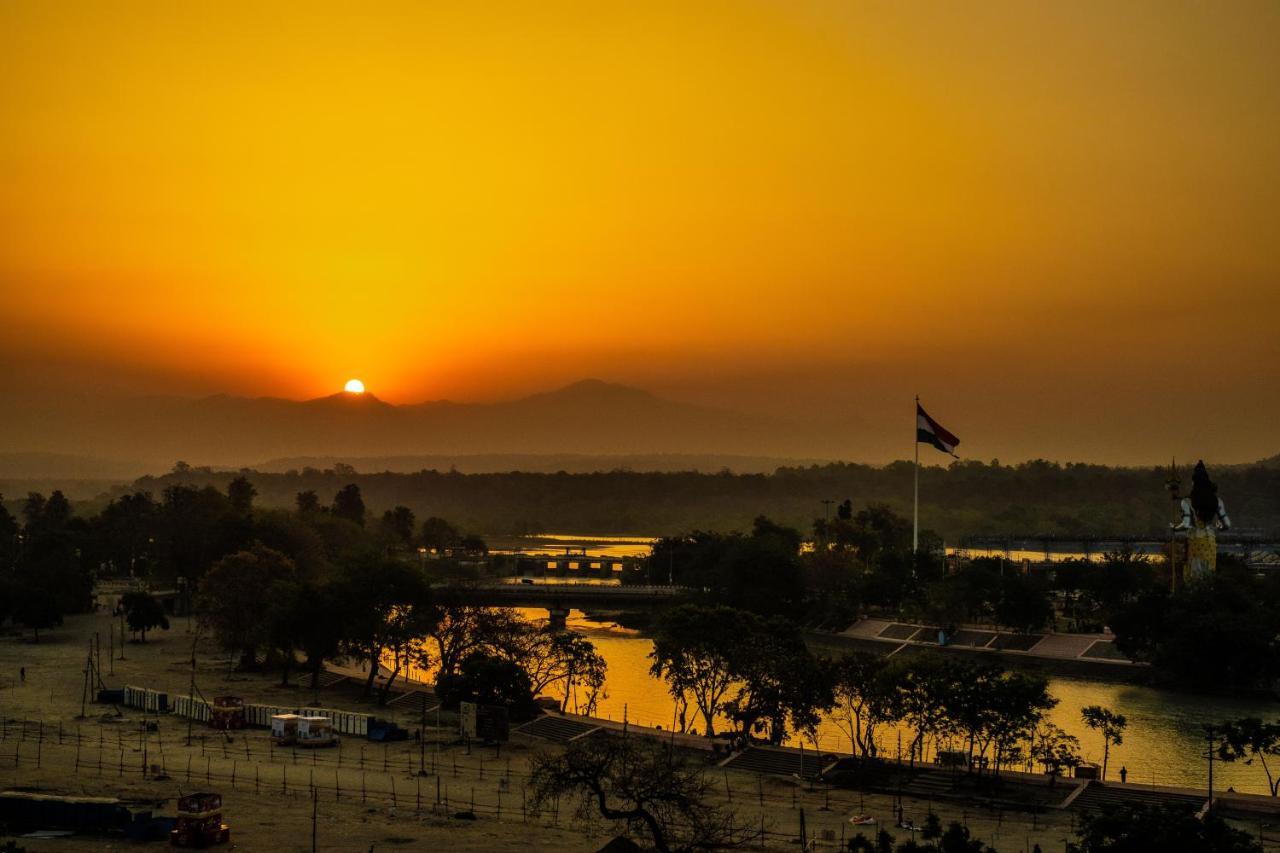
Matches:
[[913, 395, 920, 553], [1207, 725, 1214, 812]]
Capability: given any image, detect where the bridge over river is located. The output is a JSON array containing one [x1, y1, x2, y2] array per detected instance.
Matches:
[[437, 582, 689, 627]]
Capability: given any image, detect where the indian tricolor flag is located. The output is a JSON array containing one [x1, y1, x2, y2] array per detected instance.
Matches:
[[917, 402, 960, 456]]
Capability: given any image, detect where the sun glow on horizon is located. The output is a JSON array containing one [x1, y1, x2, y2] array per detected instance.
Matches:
[[343, 379, 365, 395], [1, 1, 1279, 461]]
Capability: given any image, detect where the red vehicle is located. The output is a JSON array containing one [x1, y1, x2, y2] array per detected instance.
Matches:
[[170, 792, 230, 848], [209, 696, 245, 731]]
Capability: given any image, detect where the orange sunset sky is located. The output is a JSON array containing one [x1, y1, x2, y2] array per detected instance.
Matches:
[[2, 1, 1278, 464]]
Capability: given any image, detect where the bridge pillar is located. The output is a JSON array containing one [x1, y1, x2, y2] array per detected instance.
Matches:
[[547, 607, 570, 631]]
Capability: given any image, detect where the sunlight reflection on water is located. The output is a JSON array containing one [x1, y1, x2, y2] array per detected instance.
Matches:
[[490, 610, 1279, 794]]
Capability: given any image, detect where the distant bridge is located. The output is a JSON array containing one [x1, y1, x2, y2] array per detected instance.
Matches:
[[438, 582, 690, 627]]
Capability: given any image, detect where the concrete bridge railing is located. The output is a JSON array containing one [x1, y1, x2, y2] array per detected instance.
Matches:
[[437, 582, 691, 628]]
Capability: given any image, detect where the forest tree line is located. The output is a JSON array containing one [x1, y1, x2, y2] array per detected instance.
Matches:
[[39, 456, 1277, 541]]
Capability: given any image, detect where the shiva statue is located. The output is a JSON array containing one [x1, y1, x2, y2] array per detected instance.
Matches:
[[1171, 460, 1231, 580]]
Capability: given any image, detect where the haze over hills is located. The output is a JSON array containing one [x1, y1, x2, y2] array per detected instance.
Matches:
[[0, 379, 859, 477], [253, 453, 831, 476]]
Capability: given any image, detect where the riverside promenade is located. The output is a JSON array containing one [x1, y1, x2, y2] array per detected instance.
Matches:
[[834, 618, 1144, 675], [512, 704, 1280, 837]]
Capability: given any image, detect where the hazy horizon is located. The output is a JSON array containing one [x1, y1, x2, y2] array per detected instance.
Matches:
[[0, 376, 1276, 474], [3, 2, 1279, 467]]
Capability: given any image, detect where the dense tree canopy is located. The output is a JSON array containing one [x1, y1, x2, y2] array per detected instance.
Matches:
[[108, 458, 1280, 540], [121, 591, 170, 642]]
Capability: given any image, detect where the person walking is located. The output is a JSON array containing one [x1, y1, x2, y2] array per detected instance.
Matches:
[[19, 666, 24, 685], [1119, 766, 1128, 784]]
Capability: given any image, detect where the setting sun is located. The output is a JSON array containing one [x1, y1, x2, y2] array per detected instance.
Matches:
[[343, 379, 365, 395]]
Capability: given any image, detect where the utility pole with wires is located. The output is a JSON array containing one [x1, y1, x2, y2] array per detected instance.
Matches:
[[184, 631, 210, 746], [187, 638, 196, 746]]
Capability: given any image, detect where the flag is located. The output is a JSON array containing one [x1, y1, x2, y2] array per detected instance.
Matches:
[[917, 403, 959, 456]]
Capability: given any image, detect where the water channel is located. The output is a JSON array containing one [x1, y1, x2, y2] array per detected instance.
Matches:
[[529, 609, 1279, 796], [421, 535, 1280, 795]]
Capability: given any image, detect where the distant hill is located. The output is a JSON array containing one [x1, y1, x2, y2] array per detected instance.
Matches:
[[252, 452, 830, 475], [0, 379, 864, 472], [0, 452, 152, 480]]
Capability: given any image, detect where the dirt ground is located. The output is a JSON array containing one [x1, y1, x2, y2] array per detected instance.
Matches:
[[0, 612, 1264, 852]]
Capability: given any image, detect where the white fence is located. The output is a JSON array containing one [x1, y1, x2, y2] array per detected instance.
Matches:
[[171, 694, 211, 723], [123, 685, 169, 713], [165, 692, 369, 737]]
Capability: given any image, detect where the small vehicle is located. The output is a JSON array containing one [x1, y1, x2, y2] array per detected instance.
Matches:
[[210, 696, 245, 731], [296, 716, 339, 748], [270, 714, 301, 745], [170, 792, 230, 847]]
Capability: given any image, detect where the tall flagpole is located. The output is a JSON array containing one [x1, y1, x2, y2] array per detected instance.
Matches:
[[913, 395, 919, 553]]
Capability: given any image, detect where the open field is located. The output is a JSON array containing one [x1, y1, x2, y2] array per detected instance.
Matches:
[[2, 612, 1275, 852]]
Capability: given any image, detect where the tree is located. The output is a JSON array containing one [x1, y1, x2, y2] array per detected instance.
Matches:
[[1216, 718, 1280, 797], [643, 522, 804, 616], [380, 505, 416, 545], [502, 628, 608, 714], [1031, 723, 1082, 784], [529, 735, 755, 853], [290, 582, 350, 696], [0, 497, 18, 569], [227, 476, 257, 514], [979, 670, 1055, 774], [649, 605, 748, 737], [434, 651, 536, 718], [1068, 802, 1261, 852], [1111, 572, 1280, 691], [331, 484, 365, 527], [993, 573, 1053, 635], [1081, 705, 1127, 781], [10, 579, 63, 642], [198, 544, 297, 668], [121, 591, 170, 642], [933, 823, 999, 853], [459, 534, 488, 556], [896, 656, 962, 766], [337, 556, 436, 703], [423, 600, 523, 683], [155, 484, 246, 586], [419, 517, 461, 553], [17, 490, 93, 617], [295, 490, 321, 515], [252, 572, 310, 686], [93, 492, 160, 577], [725, 617, 833, 745], [830, 652, 899, 758]]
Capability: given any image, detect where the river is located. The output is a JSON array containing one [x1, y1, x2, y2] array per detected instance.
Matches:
[[418, 535, 1280, 795], [520, 609, 1279, 795]]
